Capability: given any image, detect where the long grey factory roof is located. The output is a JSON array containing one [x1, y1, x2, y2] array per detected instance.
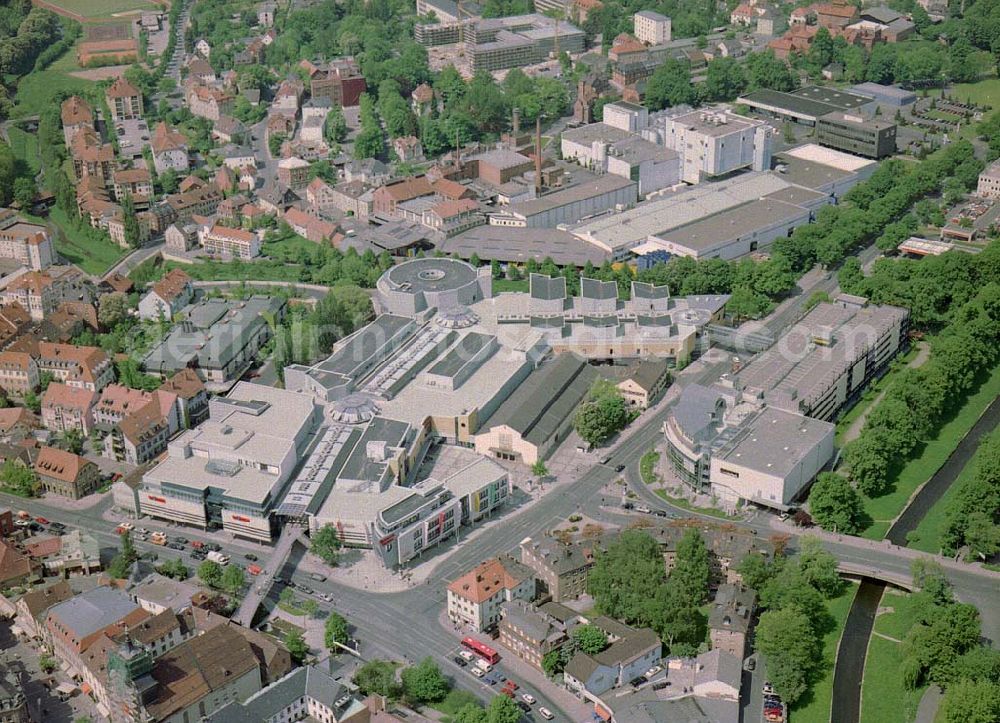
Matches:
[[511, 175, 635, 218], [773, 153, 853, 190], [427, 332, 493, 378], [47, 586, 140, 638], [481, 353, 597, 445], [714, 406, 833, 478], [653, 197, 809, 253], [571, 171, 791, 251], [438, 226, 609, 267], [470, 148, 533, 170], [317, 314, 412, 378], [739, 86, 869, 120]]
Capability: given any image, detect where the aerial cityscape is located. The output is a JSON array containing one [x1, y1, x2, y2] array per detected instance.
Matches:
[[0, 0, 996, 721]]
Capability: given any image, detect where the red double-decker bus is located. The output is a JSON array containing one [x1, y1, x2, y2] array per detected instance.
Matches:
[[462, 637, 500, 664]]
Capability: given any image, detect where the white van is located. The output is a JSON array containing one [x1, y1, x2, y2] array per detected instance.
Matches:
[[206, 550, 230, 565], [474, 658, 492, 673]]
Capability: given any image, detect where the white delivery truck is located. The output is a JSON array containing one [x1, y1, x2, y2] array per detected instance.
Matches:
[[206, 550, 230, 565]]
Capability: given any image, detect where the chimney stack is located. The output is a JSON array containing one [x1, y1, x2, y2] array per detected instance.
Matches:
[[513, 107, 521, 135], [535, 116, 542, 194]]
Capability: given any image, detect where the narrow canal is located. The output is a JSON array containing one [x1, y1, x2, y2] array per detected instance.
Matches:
[[830, 579, 885, 723]]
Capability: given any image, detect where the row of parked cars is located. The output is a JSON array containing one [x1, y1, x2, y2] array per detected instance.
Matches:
[[763, 683, 785, 722], [452, 650, 553, 719], [15, 511, 63, 534]]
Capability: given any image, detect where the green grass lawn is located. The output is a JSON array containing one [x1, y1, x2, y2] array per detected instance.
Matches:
[[906, 436, 986, 554], [791, 582, 859, 723], [859, 359, 1000, 540], [835, 347, 919, 446], [947, 76, 1000, 109], [27, 208, 128, 275], [640, 450, 660, 485], [654, 489, 734, 519], [262, 233, 319, 263], [12, 69, 94, 119], [44, 0, 162, 19], [492, 278, 529, 293], [6, 127, 41, 176], [860, 590, 927, 723], [160, 259, 308, 283]]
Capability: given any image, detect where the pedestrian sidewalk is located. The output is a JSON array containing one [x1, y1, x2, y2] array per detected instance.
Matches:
[[435, 609, 593, 722]]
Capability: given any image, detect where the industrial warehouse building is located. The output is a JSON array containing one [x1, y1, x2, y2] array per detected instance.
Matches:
[[816, 111, 897, 159]]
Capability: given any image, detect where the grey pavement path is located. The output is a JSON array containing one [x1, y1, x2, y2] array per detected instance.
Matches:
[[914, 685, 942, 723]]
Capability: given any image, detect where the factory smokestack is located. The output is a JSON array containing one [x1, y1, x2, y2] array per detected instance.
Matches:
[[513, 107, 520, 135], [535, 116, 542, 194]]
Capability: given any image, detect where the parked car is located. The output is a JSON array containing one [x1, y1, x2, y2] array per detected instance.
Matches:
[[244, 553, 258, 561], [173, 537, 188, 545], [190, 540, 205, 550], [48, 522, 65, 532], [652, 510, 668, 518], [615, 464, 625, 472], [34, 517, 49, 525], [167, 542, 185, 551], [762, 683, 774, 695], [458, 650, 475, 662], [538, 707, 554, 720], [203, 542, 221, 552], [298, 585, 313, 595], [453, 657, 467, 668], [521, 694, 535, 705], [191, 550, 206, 560], [645, 665, 663, 679], [471, 667, 485, 678], [635, 505, 652, 514], [502, 680, 519, 692]]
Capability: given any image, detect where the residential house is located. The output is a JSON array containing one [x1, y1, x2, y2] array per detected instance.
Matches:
[[519, 536, 594, 601], [70, 129, 115, 183], [615, 358, 670, 409], [106, 77, 143, 122], [32, 530, 101, 577], [0, 541, 37, 589], [131, 573, 200, 615], [0, 352, 38, 397], [34, 446, 100, 499], [276, 157, 312, 191], [151, 122, 189, 174], [301, 58, 367, 107], [93, 384, 179, 436], [212, 116, 246, 145], [499, 600, 581, 670], [137, 624, 263, 722], [273, 78, 305, 112], [14, 580, 73, 640], [283, 208, 339, 244], [195, 38, 211, 57], [186, 56, 216, 84], [37, 342, 114, 392], [447, 556, 535, 632], [138, 268, 194, 321], [164, 222, 199, 253], [326, 179, 373, 218], [420, 199, 483, 237], [258, 1, 277, 25], [158, 368, 209, 427], [708, 585, 756, 658], [111, 168, 154, 206], [0, 407, 38, 443], [257, 184, 299, 216], [563, 617, 661, 700], [107, 399, 171, 465], [41, 383, 97, 435], [1, 271, 61, 321], [162, 182, 223, 224], [221, 146, 257, 171], [393, 136, 423, 163], [344, 158, 390, 185], [188, 85, 235, 121], [60, 96, 94, 147], [411, 83, 435, 116], [207, 661, 368, 723], [0, 303, 31, 348]]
